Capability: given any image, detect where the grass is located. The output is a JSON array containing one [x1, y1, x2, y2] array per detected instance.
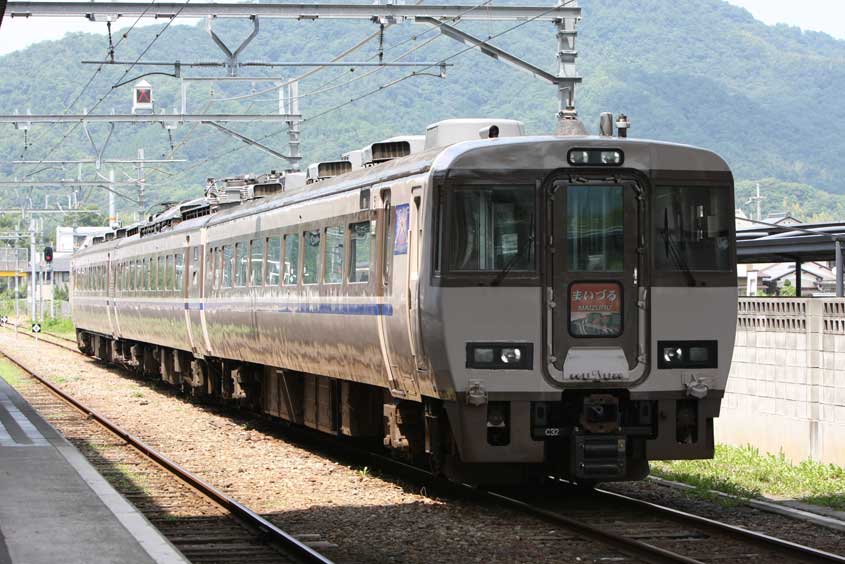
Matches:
[[0, 359, 26, 388], [41, 317, 76, 339], [651, 444, 845, 510]]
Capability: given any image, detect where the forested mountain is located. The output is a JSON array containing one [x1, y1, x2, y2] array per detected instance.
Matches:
[[1, 0, 844, 222]]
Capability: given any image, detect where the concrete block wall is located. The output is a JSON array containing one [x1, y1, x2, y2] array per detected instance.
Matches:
[[716, 298, 845, 466]]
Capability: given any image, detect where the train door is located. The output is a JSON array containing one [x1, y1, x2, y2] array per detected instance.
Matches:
[[376, 186, 422, 400], [185, 236, 204, 356], [106, 254, 118, 338], [546, 177, 643, 386], [407, 187, 426, 370]]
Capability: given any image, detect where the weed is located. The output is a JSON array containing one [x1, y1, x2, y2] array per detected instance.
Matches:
[[652, 444, 845, 510]]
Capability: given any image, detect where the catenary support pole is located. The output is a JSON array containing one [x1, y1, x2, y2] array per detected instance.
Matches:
[[29, 219, 36, 322], [795, 260, 802, 297], [108, 169, 117, 228]]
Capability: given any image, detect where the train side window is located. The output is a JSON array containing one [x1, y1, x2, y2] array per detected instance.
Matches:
[[250, 238, 264, 287], [175, 252, 184, 291], [236, 242, 249, 287], [223, 245, 233, 288], [149, 258, 156, 291], [382, 195, 392, 287], [324, 225, 344, 284], [158, 256, 166, 290], [267, 237, 281, 286], [214, 247, 222, 289], [283, 234, 299, 286], [145, 257, 151, 291], [207, 248, 215, 290], [349, 221, 371, 283], [302, 230, 320, 285], [167, 255, 176, 290]]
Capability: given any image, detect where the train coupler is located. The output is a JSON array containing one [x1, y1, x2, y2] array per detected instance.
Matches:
[[572, 434, 627, 481]]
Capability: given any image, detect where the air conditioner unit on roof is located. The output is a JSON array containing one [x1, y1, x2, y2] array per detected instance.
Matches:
[[306, 160, 353, 184], [361, 135, 425, 166]]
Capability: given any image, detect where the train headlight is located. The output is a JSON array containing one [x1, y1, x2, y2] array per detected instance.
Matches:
[[567, 148, 624, 167], [663, 346, 683, 365], [466, 343, 533, 370], [657, 341, 718, 369], [600, 150, 622, 165], [500, 347, 522, 364]]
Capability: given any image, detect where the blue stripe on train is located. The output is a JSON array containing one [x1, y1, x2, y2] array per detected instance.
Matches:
[[185, 302, 393, 316]]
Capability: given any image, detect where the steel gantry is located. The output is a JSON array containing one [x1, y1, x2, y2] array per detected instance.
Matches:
[[5, 2, 577, 21], [3, 1, 585, 199]]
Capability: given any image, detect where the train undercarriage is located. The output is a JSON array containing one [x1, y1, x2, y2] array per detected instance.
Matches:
[[77, 330, 711, 486]]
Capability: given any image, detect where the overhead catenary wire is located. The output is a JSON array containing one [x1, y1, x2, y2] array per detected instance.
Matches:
[[21, 0, 193, 181], [19, 1, 159, 158], [154, 0, 570, 188], [159, 22, 391, 160], [302, 0, 571, 125], [210, 0, 489, 105], [155, 15, 441, 183]]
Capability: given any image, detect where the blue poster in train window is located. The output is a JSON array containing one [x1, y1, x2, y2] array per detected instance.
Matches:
[[393, 204, 410, 255]]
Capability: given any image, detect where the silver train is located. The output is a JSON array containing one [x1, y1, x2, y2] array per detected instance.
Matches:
[[71, 118, 737, 484]]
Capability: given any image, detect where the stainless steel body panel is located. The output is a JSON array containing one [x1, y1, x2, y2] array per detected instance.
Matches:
[[71, 135, 737, 472]]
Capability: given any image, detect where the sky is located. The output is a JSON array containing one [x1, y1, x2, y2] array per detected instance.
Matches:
[[0, 0, 843, 56]]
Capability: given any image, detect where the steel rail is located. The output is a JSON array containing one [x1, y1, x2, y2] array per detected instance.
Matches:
[[594, 487, 845, 564], [483, 489, 705, 564], [0, 347, 334, 564], [9, 323, 844, 563]]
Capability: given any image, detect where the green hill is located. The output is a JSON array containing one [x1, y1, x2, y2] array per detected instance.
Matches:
[[1, 0, 844, 222]]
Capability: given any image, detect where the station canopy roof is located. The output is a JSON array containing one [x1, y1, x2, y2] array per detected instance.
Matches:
[[737, 221, 845, 264]]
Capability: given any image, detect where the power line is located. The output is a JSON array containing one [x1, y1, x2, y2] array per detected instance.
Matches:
[[20, 2, 159, 157], [21, 0, 192, 180], [303, 2, 568, 125], [157, 33, 441, 184], [151, 0, 566, 189], [211, 0, 489, 105]]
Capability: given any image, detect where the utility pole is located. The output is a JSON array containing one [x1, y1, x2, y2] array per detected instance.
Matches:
[[108, 168, 117, 228], [137, 148, 146, 213], [14, 244, 19, 329], [285, 82, 301, 172], [746, 182, 764, 221], [29, 218, 36, 322]]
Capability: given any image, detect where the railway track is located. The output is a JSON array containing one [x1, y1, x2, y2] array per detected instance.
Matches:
[[485, 485, 845, 564], [4, 325, 845, 563], [0, 349, 333, 564], [1, 321, 79, 351]]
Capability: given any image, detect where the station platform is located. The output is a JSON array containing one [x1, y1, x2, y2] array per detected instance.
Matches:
[[0, 377, 188, 564]]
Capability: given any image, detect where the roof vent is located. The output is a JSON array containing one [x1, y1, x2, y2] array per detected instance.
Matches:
[[362, 135, 425, 166], [306, 160, 353, 184], [425, 118, 525, 150]]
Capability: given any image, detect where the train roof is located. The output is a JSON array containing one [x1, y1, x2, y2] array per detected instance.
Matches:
[[74, 134, 730, 259]]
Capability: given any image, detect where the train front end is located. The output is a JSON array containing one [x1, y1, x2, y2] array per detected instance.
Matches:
[[422, 136, 737, 483]]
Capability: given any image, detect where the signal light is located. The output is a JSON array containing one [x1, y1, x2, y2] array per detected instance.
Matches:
[[44, 246, 53, 263]]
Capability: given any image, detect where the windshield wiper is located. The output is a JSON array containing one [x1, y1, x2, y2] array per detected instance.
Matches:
[[491, 213, 535, 287], [663, 209, 697, 287]]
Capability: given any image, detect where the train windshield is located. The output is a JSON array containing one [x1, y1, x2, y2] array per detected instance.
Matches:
[[654, 186, 732, 271], [446, 185, 536, 272]]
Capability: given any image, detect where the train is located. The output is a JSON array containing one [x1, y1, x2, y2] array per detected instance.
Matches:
[[70, 117, 737, 485]]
